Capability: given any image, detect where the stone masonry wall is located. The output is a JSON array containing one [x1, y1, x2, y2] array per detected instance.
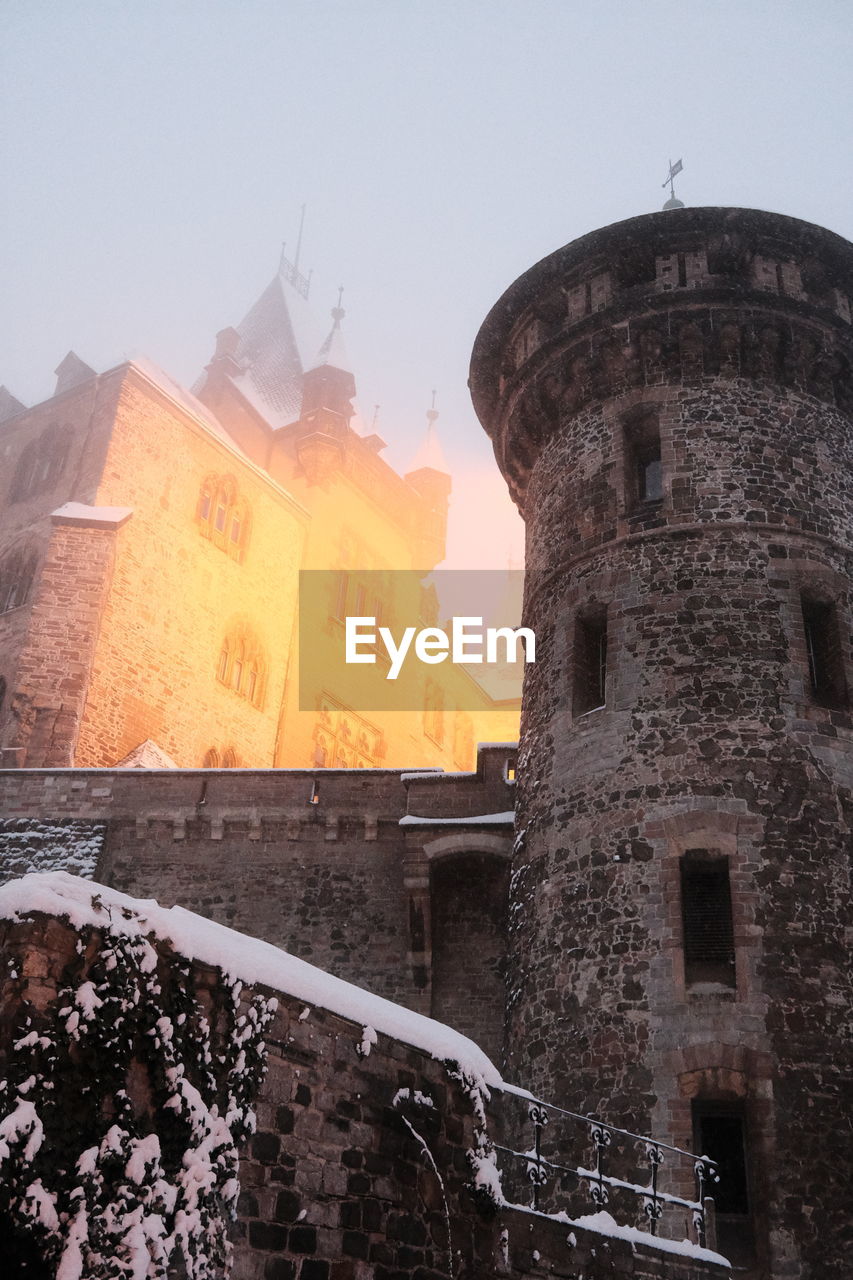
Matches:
[[0, 746, 517, 1058], [0, 902, 729, 1280], [80, 365, 309, 769], [470, 208, 853, 1280], [0, 373, 123, 761]]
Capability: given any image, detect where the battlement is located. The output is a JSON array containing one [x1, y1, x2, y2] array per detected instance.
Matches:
[[470, 207, 853, 508]]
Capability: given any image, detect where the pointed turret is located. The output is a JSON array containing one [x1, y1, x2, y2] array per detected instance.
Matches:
[[194, 247, 326, 435], [300, 291, 356, 423], [405, 393, 451, 568], [294, 293, 358, 485]]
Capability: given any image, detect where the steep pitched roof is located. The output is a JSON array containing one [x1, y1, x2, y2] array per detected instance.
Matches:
[[199, 269, 328, 430]]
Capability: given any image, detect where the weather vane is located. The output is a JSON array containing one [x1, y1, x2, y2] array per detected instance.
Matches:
[[662, 157, 685, 210]]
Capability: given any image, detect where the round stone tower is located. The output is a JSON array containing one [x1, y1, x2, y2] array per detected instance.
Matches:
[[470, 208, 853, 1279]]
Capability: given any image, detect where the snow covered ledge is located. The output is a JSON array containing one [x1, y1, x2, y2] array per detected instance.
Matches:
[[0, 873, 730, 1280]]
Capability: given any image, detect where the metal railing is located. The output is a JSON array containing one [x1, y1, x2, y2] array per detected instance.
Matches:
[[492, 1089, 719, 1249]]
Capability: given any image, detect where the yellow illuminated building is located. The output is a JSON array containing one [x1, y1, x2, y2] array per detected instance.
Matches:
[[0, 257, 519, 771]]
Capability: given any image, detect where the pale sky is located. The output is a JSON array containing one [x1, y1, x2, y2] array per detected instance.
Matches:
[[2, 0, 852, 566]]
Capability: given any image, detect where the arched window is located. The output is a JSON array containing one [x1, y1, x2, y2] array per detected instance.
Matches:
[[202, 747, 220, 768], [10, 425, 71, 503], [221, 748, 239, 768], [197, 474, 250, 561], [0, 547, 39, 614], [215, 625, 267, 709]]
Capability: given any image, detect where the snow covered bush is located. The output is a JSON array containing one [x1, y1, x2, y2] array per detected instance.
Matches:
[[0, 895, 276, 1279]]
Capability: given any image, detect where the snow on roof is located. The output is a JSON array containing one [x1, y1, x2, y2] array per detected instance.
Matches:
[[399, 812, 514, 826], [0, 872, 502, 1086], [208, 269, 330, 431], [113, 739, 179, 769], [128, 357, 254, 458], [51, 502, 133, 527]]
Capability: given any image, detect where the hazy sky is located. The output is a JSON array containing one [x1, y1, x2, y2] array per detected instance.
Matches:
[[2, 1, 852, 566]]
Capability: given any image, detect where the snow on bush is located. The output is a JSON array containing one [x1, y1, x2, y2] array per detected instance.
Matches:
[[0, 889, 276, 1278]]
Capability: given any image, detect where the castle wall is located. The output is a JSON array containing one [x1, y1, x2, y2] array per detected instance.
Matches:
[[0, 892, 729, 1280], [0, 745, 517, 1053], [81, 365, 309, 768], [0, 374, 123, 759], [470, 208, 853, 1280]]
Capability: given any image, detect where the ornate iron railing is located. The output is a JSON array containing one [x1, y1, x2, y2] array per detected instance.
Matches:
[[492, 1088, 719, 1249]]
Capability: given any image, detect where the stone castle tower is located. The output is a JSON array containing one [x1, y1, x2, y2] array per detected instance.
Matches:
[[470, 207, 853, 1279]]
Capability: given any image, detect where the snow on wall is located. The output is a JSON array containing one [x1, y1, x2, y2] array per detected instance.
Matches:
[[0, 871, 501, 1086], [0, 822, 104, 885]]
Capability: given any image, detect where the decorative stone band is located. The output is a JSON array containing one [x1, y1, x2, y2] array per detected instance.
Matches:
[[469, 207, 853, 509]]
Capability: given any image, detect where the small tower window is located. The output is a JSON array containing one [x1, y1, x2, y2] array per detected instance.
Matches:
[[680, 853, 736, 988], [623, 409, 663, 509], [801, 594, 847, 707], [573, 606, 608, 716]]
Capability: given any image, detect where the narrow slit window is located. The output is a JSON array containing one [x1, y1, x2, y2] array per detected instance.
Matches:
[[573, 608, 608, 716], [801, 595, 847, 707], [624, 411, 663, 508], [681, 854, 736, 987]]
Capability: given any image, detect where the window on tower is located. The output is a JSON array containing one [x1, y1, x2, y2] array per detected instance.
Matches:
[[623, 409, 663, 510], [680, 852, 736, 988], [573, 605, 608, 716], [800, 594, 848, 708]]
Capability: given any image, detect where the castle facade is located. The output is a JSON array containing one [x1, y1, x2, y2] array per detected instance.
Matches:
[[1, 207, 851, 1279]]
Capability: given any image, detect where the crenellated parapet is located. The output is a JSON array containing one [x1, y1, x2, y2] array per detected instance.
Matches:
[[470, 207, 853, 510]]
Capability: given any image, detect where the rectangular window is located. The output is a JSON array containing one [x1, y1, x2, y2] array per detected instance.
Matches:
[[214, 504, 227, 533], [230, 515, 241, 544], [573, 608, 608, 716], [624, 411, 663, 509], [692, 1103, 755, 1268], [334, 572, 349, 621], [801, 595, 847, 707], [200, 492, 211, 521], [232, 658, 243, 691], [681, 854, 736, 987]]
